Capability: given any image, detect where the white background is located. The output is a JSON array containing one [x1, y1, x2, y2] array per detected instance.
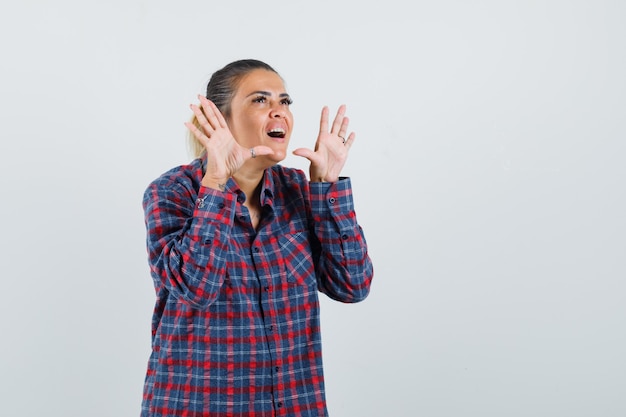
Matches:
[[1, 1, 625, 416]]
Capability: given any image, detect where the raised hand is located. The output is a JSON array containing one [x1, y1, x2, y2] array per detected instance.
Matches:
[[293, 104, 355, 183], [185, 95, 273, 190]]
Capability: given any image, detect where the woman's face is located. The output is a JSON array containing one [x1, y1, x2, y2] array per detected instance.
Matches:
[[227, 69, 293, 164]]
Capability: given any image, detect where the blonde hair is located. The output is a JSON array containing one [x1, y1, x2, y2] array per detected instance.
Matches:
[[187, 114, 205, 158]]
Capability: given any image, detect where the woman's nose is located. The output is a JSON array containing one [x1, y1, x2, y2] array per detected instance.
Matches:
[[270, 105, 286, 118]]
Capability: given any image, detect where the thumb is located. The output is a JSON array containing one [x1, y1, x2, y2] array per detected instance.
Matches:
[[292, 148, 315, 160], [248, 145, 274, 159]]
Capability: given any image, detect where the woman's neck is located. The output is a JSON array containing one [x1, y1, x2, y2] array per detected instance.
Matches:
[[233, 168, 264, 206]]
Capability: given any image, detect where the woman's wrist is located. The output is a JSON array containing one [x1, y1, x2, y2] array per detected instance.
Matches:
[[202, 176, 228, 191]]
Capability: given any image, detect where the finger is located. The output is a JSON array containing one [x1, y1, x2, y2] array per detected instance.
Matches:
[[198, 95, 225, 130], [340, 116, 350, 133], [247, 145, 274, 159], [292, 147, 316, 161], [318, 106, 329, 134], [185, 121, 206, 141], [343, 132, 356, 149], [338, 116, 350, 142], [190, 103, 214, 135], [202, 97, 229, 128], [331, 104, 347, 134]]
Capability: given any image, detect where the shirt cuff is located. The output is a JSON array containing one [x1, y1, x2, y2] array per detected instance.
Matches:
[[309, 177, 354, 216]]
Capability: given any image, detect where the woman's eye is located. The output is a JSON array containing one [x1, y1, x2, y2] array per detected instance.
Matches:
[[251, 95, 292, 105]]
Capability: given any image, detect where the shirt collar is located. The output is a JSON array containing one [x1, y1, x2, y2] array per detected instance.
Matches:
[[199, 155, 276, 207], [259, 167, 276, 207]]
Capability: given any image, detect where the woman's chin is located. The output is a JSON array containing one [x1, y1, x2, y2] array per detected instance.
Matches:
[[267, 149, 287, 163]]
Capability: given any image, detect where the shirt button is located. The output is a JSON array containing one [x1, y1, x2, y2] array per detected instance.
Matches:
[[204, 239, 212, 245], [264, 286, 270, 292], [328, 197, 336, 204], [268, 325, 273, 331], [342, 234, 349, 240], [275, 366, 280, 372], [254, 247, 260, 253], [277, 402, 283, 408], [217, 203, 225, 209]]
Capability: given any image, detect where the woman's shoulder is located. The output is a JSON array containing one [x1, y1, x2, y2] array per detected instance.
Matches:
[[146, 158, 204, 194]]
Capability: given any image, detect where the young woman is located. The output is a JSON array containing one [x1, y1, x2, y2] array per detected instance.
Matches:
[[141, 59, 373, 416]]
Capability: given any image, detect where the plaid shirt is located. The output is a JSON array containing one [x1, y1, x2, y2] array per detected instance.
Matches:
[[141, 158, 373, 416]]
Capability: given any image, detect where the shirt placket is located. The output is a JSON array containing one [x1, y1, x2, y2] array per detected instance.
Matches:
[[251, 237, 286, 414]]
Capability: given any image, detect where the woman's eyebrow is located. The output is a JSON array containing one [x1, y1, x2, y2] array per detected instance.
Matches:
[[246, 91, 291, 99]]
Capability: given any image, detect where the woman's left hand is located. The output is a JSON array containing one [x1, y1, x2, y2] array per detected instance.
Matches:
[[293, 105, 355, 182]]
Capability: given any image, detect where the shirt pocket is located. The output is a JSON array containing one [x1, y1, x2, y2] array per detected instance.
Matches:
[[278, 230, 317, 292]]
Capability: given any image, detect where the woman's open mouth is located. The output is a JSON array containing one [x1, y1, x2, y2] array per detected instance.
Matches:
[[267, 128, 286, 139]]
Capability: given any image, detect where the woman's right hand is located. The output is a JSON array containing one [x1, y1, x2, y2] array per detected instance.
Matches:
[[185, 95, 273, 191]]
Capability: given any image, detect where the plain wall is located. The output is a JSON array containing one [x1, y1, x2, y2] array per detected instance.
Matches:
[[1, 0, 624, 416]]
